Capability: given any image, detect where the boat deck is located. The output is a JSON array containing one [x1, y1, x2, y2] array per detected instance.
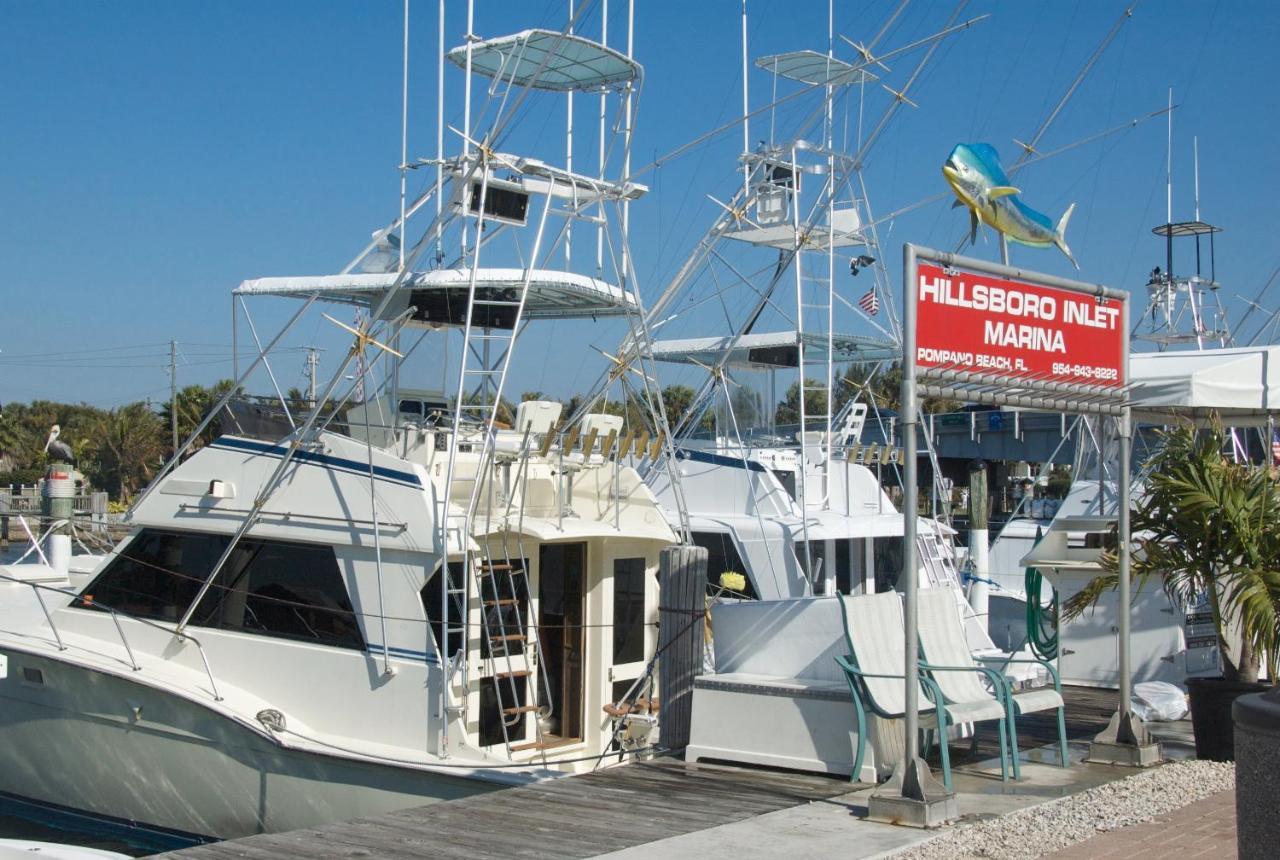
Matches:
[[163, 686, 1139, 860]]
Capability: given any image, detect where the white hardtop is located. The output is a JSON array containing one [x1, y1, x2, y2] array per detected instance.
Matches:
[[449, 29, 641, 92], [650, 330, 896, 368], [235, 268, 637, 324]]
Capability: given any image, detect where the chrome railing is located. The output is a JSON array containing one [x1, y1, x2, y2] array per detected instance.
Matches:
[[0, 559, 224, 703]]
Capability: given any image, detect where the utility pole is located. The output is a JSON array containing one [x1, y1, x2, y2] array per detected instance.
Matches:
[[306, 347, 320, 407], [169, 340, 178, 453]]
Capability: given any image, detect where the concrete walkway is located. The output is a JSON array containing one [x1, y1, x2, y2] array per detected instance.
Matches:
[[1046, 789, 1237, 860], [597, 744, 1142, 859]]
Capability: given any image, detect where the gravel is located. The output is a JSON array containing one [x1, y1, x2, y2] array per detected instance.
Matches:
[[890, 760, 1236, 860]]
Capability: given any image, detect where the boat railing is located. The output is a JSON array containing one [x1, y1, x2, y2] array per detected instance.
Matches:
[[0, 519, 224, 703]]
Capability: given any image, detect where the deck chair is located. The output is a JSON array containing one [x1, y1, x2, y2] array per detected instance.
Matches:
[[917, 588, 1068, 780], [833, 591, 1010, 789]]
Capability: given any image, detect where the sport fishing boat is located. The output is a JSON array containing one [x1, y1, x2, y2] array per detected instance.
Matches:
[[0, 17, 679, 842], [597, 42, 978, 622]]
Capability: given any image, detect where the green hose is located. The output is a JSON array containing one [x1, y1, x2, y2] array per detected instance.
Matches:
[[1024, 564, 1059, 660]]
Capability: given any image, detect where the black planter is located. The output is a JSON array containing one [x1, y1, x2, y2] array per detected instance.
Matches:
[[1186, 676, 1270, 761]]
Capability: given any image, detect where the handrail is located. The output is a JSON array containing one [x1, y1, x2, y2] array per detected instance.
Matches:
[[0, 571, 223, 702]]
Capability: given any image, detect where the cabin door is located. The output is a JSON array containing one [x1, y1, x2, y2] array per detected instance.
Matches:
[[538, 542, 585, 740]]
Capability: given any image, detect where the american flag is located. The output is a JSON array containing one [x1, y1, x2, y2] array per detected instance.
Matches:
[[858, 285, 879, 316]]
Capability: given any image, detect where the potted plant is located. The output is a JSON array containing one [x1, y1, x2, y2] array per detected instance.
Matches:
[[1064, 422, 1279, 760]]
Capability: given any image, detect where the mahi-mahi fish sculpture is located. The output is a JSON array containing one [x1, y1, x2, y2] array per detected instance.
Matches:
[[942, 142, 1078, 269]]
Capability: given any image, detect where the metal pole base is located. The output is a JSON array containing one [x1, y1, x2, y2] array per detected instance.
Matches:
[[1086, 709, 1162, 767], [867, 756, 958, 828]]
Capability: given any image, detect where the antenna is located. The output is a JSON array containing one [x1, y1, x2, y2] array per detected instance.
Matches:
[[741, 0, 749, 197], [1166, 87, 1173, 224], [1194, 135, 1200, 222], [398, 0, 409, 271]]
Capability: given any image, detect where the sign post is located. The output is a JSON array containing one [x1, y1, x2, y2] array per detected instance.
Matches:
[[870, 245, 1144, 827]]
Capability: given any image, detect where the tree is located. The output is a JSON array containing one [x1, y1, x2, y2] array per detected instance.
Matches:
[[157, 379, 237, 457], [83, 402, 166, 500], [1064, 424, 1280, 683], [774, 379, 827, 428]]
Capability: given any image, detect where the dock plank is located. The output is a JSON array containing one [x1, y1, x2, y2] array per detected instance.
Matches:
[[165, 687, 1110, 860]]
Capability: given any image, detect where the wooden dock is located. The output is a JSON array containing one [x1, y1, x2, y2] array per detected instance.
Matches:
[[164, 687, 1123, 860]]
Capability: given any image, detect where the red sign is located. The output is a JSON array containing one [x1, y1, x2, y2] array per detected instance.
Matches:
[[914, 262, 1125, 387]]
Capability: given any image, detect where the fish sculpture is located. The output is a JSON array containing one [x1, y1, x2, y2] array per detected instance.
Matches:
[[942, 143, 1078, 269]]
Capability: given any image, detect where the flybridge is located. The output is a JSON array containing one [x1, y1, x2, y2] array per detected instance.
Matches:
[[919, 274, 1121, 330]]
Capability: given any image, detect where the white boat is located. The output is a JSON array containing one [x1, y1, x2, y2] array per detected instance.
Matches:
[[0, 19, 679, 842]]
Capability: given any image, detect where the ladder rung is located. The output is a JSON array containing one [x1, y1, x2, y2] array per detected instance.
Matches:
[[484, 598, 519, 606], [494, 669, 532, 680], [509, 740, 563, 752], [480, 562, 514, 571], [491, 634, 526, 642], [502, 705, 539, 716]]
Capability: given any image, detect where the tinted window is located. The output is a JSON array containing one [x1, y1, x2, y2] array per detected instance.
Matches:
[[874, 536, 905, 593], [82, 529, 363, 650], [690, 531, 756, 598], [422, 562, 466, 660], [191, 540, 363, 650], [81, 530, 219, 623], [613, 558, 647, 664]]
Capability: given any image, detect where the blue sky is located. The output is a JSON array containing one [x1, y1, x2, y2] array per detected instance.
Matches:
[[2, 0, 1277, 408]]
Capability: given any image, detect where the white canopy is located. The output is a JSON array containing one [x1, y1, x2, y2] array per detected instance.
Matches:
[[651, 330, 896, 369], [1129, 345, 1280, 423], [755, 50, 877, 86], [236, 268, 636, 326], [448, 30, 640, 92]]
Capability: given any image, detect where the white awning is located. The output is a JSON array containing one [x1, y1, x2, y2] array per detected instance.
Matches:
[[448, 30, 641, 92], [651, 330, 896, 368], [235, 268, 637, 325], [1129, 345, 1280, 423], [755, 50, 877, 86]]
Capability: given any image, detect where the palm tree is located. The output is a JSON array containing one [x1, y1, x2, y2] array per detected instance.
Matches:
[[1064, 423, 1280, 682]]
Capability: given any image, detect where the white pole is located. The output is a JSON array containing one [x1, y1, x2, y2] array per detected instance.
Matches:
[[621, 0, 633, 287], [1165, 87, 1173, 225], [462, 0, 475, 258], [741, 0, 749, 198], [566, 0, 575, 267], [435, 0, 445, 265], [597, 0, 608, 276], [399, 0, 410, 271], [1194, 135, 1200, 222]]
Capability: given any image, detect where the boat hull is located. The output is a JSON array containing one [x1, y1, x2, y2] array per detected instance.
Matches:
[[0, 649, 496, 840]]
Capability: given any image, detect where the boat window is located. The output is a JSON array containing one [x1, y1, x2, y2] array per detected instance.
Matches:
[[795, 539, 828, 585], [690, 531, 756, 598], [873, 536, 905, 593], [422, 562, 466, 660], [398, 399, 424, 416], [80, 529, 221, 623], [612, 557, 647, 664], [190, 539, 364, 650], [836, 539, 853, 594], [81, 529, 364, 650]]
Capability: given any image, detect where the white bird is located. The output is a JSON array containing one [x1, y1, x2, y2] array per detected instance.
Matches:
[[44, 424, 76, 463]]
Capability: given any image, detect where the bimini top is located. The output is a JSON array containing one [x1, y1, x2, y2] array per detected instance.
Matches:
[[651, 330, 896, 369], [236, 268, 637, 327], [448, 29, 641, 92], [755, 50, 876, 86]]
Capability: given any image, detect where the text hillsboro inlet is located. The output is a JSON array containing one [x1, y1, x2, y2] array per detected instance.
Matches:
[[914, 262, 1125, 386]]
